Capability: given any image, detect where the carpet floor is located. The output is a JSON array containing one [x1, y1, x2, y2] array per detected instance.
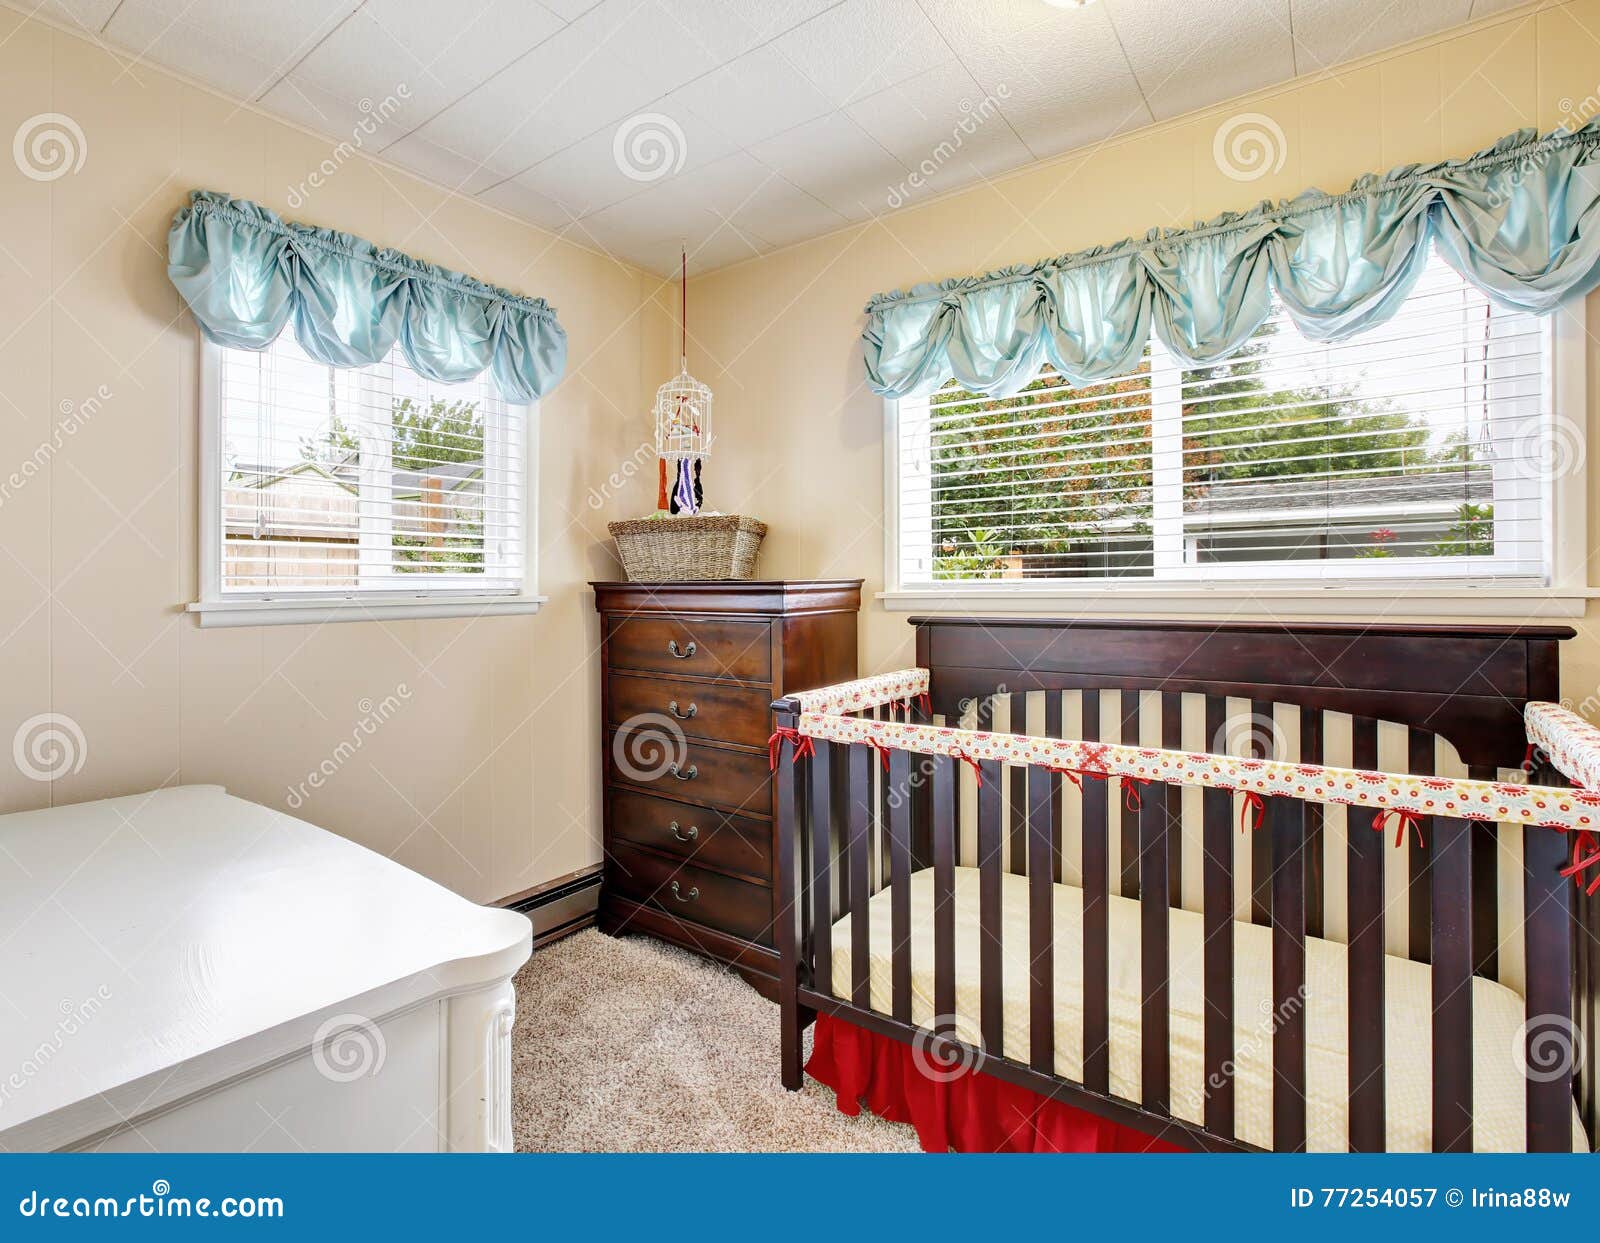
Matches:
[[512, 927, 918, 1152]]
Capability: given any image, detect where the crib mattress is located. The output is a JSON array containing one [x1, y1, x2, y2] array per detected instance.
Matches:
[[829, 866, 1586, 1152]]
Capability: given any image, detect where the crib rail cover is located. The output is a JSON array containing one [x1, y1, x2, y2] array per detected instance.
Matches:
[[780, 672, 1600, 835], [1526, 701, 1600, 792]]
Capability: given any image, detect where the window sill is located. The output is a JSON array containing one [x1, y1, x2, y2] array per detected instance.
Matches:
[[187, 594, 547, 629], [879, 584, 1600, 619]]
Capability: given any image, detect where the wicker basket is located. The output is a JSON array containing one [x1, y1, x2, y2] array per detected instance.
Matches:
[[608, 515, 767, 581]]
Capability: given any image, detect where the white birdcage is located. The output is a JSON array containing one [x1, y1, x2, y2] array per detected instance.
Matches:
[[653, 359, 713, 461]]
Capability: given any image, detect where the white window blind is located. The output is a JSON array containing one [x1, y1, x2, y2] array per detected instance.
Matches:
[[895, 258, 1550, 588], [212, 330, 525, 596]]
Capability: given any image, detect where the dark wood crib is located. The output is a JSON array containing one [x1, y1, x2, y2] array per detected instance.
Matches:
[[771, 618, 1600, 1153]]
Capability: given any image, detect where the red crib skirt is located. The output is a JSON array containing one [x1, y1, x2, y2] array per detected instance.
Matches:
[[806, 1014, 1184, 1154]]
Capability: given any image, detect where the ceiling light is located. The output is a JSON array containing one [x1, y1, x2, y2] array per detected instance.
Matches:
[[1043, 0, 1097, 7]]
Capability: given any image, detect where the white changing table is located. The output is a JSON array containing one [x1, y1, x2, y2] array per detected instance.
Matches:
[[0, 786, 531, 1152]]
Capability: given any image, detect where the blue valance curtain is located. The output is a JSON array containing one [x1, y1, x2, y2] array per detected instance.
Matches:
[[863, 120, 1600, 399], [167, 190, 567, 402]]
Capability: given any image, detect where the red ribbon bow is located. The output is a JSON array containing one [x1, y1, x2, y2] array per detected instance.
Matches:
[[1238, 789, 1266, 832], [1040, 763, 1084, 791], [953, 749, 984, 787], [1372, 807, 1425, 848], [1120, 777, 1149, 811], [1560, 829, 1600, 895], [868, 738, 894, 772], [918, 691, 932, 716], [767, 726, 815, 772]]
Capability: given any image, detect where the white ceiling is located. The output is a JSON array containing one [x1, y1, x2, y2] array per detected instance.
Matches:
[[29, 0, 1522, 274]]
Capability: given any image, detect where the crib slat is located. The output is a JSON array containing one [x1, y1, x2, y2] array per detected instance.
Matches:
[[1524, 825, 1573, 1152], [1162, 691, 1182, 908], [932, 754, 957, 1023], [1046, 691, 1064, 884], [1270, 796, 1307, 1152], [1202, 695, 1235, 1140], [1301, 708, 1325, 939], [1007, 693, 1027, 877], [1139, 782, 1170, 1115], [1120, 691, 1140, 900], [887, 749, 913, 1025], [1407, 729, 1434, 964], [810, 741, 833, 995], [1081, 689, 1111, 1095], [977, 758, 1004, 1058], [1028, 764, 1055, 1074], [1468, 765, 1500, 980], [1250, 698, 1274, 927], [847, 743, 871, 1011], [1347, 716, 1386, 1151], [1430, 815, 1473, 1152]]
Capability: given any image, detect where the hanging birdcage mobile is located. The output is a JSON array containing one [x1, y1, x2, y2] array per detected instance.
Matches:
[[653, 247, 712, 513]]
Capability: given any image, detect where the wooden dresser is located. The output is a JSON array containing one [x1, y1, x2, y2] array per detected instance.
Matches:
[[592, 580, 861, 997]]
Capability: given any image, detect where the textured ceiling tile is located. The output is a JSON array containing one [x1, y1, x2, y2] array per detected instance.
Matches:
[[284, 1, 567, 134], [916, 0, 1152, 159], [1290, 0, 1474, 72], [518, 107, 737, 217], [27, 0, 122, 34], [770, 0, 954, 107], [846, 60, 1034, 201], [1107, 0, 1296, 120], [105, 0, 359, 101], [672, 43, 835, 148], [749, 112, 908, 221]]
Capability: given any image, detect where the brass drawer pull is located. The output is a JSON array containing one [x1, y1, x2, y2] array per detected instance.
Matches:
[[670, 820, 699, 842], [667, 640, 697, 659], [670, 880, 698, 903], [667, 700, 697, 720], [669, 763, 698, 781]]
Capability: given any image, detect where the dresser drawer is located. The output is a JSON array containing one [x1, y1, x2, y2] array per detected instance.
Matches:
[[608, 843, 774, 947], [606, 615, 771, 682], [607, 729, 771, 815], [607, 672, 772, 748], [609, 788, 771, 880]]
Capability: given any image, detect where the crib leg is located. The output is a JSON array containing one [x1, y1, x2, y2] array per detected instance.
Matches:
[[781, 995, 814, 1091]]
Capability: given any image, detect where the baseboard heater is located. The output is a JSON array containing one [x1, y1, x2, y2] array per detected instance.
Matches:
[[503, 866, 601, 948]]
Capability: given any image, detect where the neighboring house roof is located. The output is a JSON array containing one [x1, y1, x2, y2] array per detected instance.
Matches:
[[1185, 470, 1492, 523]]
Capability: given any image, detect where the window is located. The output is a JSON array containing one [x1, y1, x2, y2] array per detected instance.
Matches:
[[193, 329, 539, 626], [889, 257, 1587, 610]]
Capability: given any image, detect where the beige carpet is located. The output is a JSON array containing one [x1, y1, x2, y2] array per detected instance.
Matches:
[[512, 927, 918, 1152]]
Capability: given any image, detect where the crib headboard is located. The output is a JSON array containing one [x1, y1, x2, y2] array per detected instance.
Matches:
[[913, 618, 1570, 771], [911, 617, 1575, 987]]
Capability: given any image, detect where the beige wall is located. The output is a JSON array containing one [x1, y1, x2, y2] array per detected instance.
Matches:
[[693, 0, 1600, 705], [0, 8, 677, 902]]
